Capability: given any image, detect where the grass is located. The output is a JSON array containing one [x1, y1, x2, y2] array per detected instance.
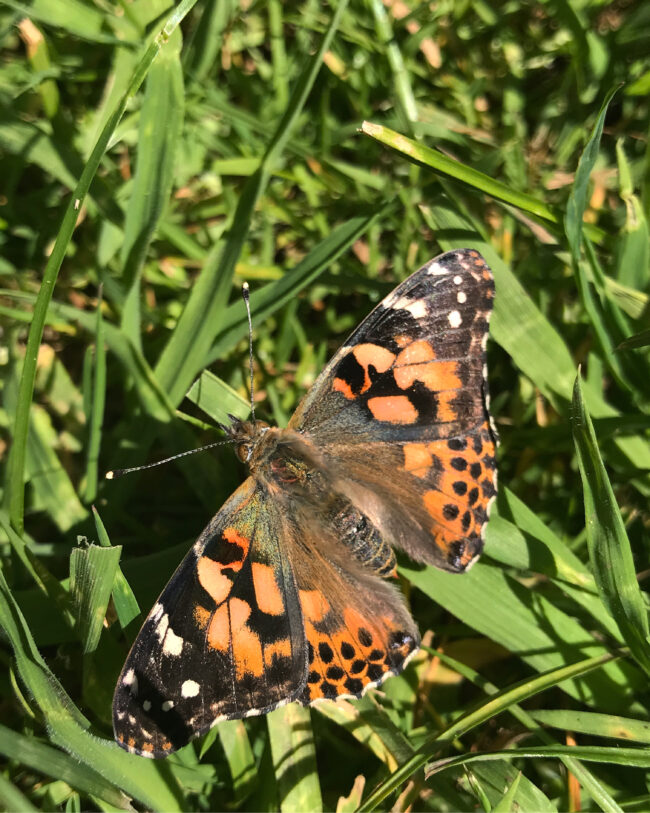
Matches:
[[1, 1, 649, 810]]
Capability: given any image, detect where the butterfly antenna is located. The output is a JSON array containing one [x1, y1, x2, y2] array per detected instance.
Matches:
[[105, 439, 235, 480], [242, 282, 256, 423]]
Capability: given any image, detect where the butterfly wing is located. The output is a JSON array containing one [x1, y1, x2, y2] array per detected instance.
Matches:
[[113, 478, 306, 757], [274, 502, 420, 704], [289, 248, 497, 573]]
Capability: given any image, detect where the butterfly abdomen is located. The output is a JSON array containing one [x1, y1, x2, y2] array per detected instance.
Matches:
[[331, 500, 396, 577]]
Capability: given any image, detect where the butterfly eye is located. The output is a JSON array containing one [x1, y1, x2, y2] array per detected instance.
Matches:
[[235, 443, 253, 463]]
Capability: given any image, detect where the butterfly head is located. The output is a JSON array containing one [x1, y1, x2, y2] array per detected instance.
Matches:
[[221, 414, 270, 464]]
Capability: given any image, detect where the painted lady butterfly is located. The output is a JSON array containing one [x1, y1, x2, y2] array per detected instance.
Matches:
[[113, 248, 497, 757]]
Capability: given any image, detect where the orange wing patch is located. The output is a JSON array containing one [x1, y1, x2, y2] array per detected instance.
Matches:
[[402, 422, 497, 566], [352, 344, 396, 393], [197, 527, 250, 604], [333, 377, 356, 400], [299, 590, 417, 703], [368, 395, 418, 424], [252, 562, 285, 616]]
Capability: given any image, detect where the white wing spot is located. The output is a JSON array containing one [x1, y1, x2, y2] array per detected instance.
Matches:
[[155, 613, 169, 641], [163, 627, 184, 657], [123, 669, 138, 695], [426, 261, 447, 276], [453, 275, 462, 285], [457, 291, 467, 304], [128, 715, 136, 725], [391, 296, 427, 319], [448, 310, 462, 328], [143, 700, 151, 711], [162, 700, 174, 712], [182, 679, 200, 698]]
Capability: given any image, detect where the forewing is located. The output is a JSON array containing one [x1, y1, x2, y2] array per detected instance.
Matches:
[[290, 248, 497, 573], [113, 479, 306, 757]]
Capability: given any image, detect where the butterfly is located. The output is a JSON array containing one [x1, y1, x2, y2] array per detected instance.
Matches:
[[113, 247, 497, 757]]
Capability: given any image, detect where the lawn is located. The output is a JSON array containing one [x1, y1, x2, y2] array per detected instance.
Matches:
[[1, 0, 650, 811]]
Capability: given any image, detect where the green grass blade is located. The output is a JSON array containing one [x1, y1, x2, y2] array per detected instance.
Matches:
[[91, 507, 140, 628], [0, 723, 131, 810], [565, 85, 620, 260], [185, 370, 250, 425], [0, 568, 183, 810], [154, 0, 350, 405], [27, 405, 88, 532], [369, 0, 417, 126], [571, 374, 650, 675], [215, 720, 258, 805], [121, 30, 184, 345], [361, 122, 559, 224], [0, 510, 75, 628], [208, 211, 387, 361], [426, 745, 650, 777], [315, 695, 414, 771], [492, 771, 521, 813], [531, 709, 650, 744], [267, 705, 322, 813], [358, 651, 619, 812], [69, 544, 122, 654], [429, 649, 616, 813], [82, 288, 107, 504], [492, 491, 622, 641], [3, 0, 199, 533], [401, 557, 638, 708], [0, 771, 38, 813]]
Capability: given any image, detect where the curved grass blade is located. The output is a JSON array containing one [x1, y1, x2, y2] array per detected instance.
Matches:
[[0, 723, 132, 810], [571, 374, 650, 675], [357, 650, 619, 812], [431, 649, 621, 813], [426, 745, 650, 778], [4, 0, 199, 533]]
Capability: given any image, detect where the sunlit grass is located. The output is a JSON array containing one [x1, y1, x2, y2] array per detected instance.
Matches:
[[1, 2, 649, 811]]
